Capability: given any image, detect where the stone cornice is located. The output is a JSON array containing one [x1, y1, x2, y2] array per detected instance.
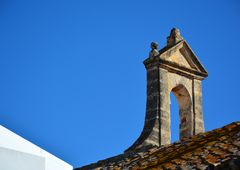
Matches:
[[143, 58, 208, 80]]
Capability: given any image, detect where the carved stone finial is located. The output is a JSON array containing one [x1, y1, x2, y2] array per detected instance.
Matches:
[[149, 42, 159, 59], [167, 28, 183, 47]]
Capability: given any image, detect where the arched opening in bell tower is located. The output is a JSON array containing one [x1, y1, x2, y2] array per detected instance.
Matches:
[[170, 92, 180, 143], [170, 84, 193, 142]]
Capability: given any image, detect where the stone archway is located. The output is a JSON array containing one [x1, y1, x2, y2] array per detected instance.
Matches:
[[171, 84, 193, 140]]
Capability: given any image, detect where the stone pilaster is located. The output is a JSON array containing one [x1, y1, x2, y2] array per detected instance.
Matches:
[[125, 65, 162, 152], [159, 68, 170, 145], [193, 79, 205, 134]]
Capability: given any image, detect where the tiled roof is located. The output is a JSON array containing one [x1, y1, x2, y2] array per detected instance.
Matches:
[[75, 121, 240, 170]]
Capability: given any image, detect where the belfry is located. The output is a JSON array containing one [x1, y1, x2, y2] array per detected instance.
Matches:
[[76, 28, 240, 170], [126, 28, 208, 151]]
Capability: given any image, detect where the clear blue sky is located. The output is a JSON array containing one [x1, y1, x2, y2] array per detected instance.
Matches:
[[0, 0, 240, 168]]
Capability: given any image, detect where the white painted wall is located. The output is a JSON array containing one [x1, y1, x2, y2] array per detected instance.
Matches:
[[0, 147, 45, 170], [0, 125, 73, 170]]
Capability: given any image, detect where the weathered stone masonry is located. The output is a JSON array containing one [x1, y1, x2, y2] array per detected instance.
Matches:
[[126, 28, 208, 152]]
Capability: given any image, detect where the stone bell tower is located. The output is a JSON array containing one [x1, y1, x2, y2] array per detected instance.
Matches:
[[126, 28, 208, 152]]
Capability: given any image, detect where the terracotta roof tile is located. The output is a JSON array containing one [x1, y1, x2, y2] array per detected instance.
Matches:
[[75, 121, 240, 170]]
